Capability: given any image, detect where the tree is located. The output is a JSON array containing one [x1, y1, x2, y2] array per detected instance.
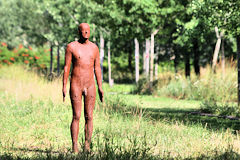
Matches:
[[150, 29, 160, 84], [57, 45, 60, 76], [192, 0, 240, 104], [108, 41, 113, 86], [0, 0, 47, 47], [212, 27, 224, 72], [135, 38, 139, 83], [100, 33, 104, 81], [145, 39, 150, 78]]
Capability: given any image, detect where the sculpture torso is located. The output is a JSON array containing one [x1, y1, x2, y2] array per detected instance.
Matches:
[[69, 41, 97, 89]]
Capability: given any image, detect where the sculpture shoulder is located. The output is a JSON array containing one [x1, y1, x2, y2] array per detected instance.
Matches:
[[66, 41, 77, 51], [89, 41, 99, 51]]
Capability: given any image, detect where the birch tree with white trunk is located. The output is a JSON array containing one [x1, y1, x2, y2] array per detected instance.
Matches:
[[143, 42, 146, 74], [212, 26, 224, 72], [154, 46, 159, 79], [145, 39, 150, 78], [134, 38, 139, 83], [100, 33, 104, 81], [221, 37, 225, 76], [150, 29, 160, 84], [108, 41, 113, 86]]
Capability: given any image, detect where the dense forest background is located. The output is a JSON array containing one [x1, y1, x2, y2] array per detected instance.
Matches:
[[1, 0, 239, 83]]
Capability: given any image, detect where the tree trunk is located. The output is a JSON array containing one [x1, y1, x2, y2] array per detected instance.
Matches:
[[50, 44, 53, 74], [57, 45, 60, 76], [150, 29, 160, 84], [108, 41, 113, 86], [185, 52, 190, 77], [212, 27, 223, 72], [155, 46, 159, 79], [173, 46, 178, 74], [145, 39, 150, 78], [100, 34, 104, 81], [143, 42, 146, 75], [237, 35, 240, 106], [221, 37, 225, 76], [93, 24, 96, 43], [174, 58, 178, 73], [134, 38, 139, 83], [128, 41, 133, 76], [150, 33, 154, 84], [193, 39, 200, 76]]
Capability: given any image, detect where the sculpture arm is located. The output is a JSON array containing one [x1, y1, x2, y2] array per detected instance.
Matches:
[[94, 46, 104, 102], [62, 44, 72, 101]]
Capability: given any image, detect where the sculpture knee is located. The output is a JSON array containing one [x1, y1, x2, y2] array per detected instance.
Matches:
[[73, 114, 81, 121], [84, 114, 93, 122]]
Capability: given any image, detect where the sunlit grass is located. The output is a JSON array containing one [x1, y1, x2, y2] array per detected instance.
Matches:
[[135, 60, 237, 104], [0, 65, 65, 103], [0, 65, 240, 159], [159, 61, 237, 102]]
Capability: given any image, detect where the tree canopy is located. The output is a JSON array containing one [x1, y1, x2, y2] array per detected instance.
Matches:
[[0, 0, 239, 77]]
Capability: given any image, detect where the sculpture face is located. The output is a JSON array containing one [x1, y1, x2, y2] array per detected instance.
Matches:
[[78, 23, 90, 39]]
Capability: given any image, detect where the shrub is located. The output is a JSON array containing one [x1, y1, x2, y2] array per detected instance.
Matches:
[[157, 63, 237, 102], [200, 101, 239, 117], [0, 43, 64, 74], [133, 72, 174, 95]]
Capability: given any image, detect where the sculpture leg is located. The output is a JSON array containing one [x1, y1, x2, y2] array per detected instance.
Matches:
[[83, 85, 96, 152], [70, 88, 82, 153]]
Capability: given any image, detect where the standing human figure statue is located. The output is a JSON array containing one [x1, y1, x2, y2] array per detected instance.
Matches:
[[62, 23, 104, 153]]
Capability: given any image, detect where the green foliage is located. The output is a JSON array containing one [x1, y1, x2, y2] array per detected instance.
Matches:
[[0, 44, 64, 73], [133, 78, 153, 94], [200, 101, 240, 117], [1, 147, 240, 160], [134, 62, 237, 103], [133, 76, 169, 95], [160, 77, 192, 99], [159, 73, 237, 102], [0, 0, 239, 78], [192, 0, 240, 36], [0, 0, 47, 48], [102, 52, 136, 83]]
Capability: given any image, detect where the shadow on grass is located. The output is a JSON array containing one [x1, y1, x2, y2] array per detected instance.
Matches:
[[142, 107, 240, 132], [1, 147, 240, 160], [10, 147, 60, 154], [106, 100, 240, 132], [1, 147, 159, 160]]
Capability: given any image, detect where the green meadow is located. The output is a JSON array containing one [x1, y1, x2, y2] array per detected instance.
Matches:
[[0, 65, 240, 159], [1, 0, 240, 159]]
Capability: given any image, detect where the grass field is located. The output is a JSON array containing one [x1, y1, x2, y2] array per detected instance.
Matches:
[[1, 65, 240, 159]]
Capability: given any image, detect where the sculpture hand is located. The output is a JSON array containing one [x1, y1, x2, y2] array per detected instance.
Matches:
[[62, 88, 66, 102], [98, 88, 104, 103]]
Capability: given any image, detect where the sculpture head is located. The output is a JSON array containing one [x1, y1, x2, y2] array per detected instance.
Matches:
[[78, 23, 90, 40]]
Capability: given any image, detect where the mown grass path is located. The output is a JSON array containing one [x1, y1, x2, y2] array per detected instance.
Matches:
[[1, 66, 240, 159]]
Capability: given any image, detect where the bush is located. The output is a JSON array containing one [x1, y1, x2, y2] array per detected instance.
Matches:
[[0, 43, 64, 75], [200, 101, 239, 117], [132, 78, 153, 94], [156, 64, 237, 102], [133, 72, 174, 95]]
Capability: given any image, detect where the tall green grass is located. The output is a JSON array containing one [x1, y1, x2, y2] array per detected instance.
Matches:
[[135, 62, 237, 103], [1, 65, 240, 159], [134, 61, 238, 116]]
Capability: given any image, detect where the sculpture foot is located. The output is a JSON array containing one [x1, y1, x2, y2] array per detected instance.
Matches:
[[72, 144, 79, 154], [84, 143, 90, 153]]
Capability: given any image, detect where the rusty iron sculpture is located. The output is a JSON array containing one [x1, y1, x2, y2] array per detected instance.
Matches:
[[63, 23, 104, 153]]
